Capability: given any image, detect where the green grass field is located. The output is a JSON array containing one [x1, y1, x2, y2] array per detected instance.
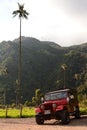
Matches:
[[0, 105, 87, 118], [80, 107, 87, 115], [79, 100, 87, 115], [0, 107, 35, 118]]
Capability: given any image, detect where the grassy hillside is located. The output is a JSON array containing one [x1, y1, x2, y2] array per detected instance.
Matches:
[[0, 37, 87, 104]]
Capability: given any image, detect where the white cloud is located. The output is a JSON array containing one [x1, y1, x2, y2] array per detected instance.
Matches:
[[0, 0, 87, 46]]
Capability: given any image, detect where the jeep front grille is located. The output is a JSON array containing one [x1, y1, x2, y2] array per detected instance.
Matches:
[[44, 104, 52, 110]]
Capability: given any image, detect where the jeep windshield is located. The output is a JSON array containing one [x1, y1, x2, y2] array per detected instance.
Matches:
[[44, 91, 67, 101]]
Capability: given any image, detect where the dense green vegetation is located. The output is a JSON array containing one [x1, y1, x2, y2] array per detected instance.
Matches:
[[0, 37, 87, 104]]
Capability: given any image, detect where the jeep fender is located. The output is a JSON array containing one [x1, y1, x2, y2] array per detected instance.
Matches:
[[56, 105, 68, 111], [56, 105, 64, 111], [35, 107, 42, 114]]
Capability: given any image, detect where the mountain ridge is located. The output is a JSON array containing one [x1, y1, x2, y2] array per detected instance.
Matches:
[[0, 36, 87, 104]]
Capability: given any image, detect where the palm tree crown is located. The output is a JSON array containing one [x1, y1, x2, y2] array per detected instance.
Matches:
[[12, 3, 29, 19]]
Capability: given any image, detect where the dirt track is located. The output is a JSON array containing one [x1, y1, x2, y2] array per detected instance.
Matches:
[[0, 115, 87, 130]]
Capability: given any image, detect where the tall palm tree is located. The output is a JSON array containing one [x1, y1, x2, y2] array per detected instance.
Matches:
[[12, 3, 29, 105]]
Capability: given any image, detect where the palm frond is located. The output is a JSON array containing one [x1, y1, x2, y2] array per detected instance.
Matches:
[[12, 3, 29, 18], [22, 10, 29, 19], [12, 10, 19, 17], [24, 10, 29, 15], [23, 14, 28, 19]]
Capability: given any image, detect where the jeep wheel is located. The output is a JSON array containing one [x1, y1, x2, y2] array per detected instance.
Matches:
[[61, 110, 70, 124], [75, 107, 80, 119], [35, 115, 44, 125]]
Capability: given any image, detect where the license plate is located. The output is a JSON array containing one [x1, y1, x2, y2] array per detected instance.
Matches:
[[44, 110, 50, 114]]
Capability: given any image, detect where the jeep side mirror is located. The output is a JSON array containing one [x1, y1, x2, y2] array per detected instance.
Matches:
[[70, 95, 74, 99], [41, 97, 44, 103]]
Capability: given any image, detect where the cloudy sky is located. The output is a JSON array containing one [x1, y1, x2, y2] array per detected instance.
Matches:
[[0, 0, 87, 46]]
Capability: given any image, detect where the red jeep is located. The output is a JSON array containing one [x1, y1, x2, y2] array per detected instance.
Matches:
[[35, 89, 80, 124]]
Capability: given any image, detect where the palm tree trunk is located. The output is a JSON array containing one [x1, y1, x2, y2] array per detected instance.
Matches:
[[19, 16, 22, 87], [64, 70, 66, 89], [18, 17, 22, 105]]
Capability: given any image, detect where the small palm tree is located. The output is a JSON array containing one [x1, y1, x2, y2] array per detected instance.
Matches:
[[12, 3, 29, 105]]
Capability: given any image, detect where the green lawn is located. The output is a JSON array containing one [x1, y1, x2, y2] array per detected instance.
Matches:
[[80, 107, 87, 115], [0, 109, 6, 118], [79, 100, 87, 115], [0, 106, 87, 118], [0, 107, 35, 118]]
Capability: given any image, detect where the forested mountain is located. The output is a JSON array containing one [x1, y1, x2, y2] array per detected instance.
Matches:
[[0, 37, 87, 104]]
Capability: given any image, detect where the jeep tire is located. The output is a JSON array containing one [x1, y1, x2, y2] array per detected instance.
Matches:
[[75, 107, 80, 119], [61, 110, 70, 124], [35, 115, 44, 125]]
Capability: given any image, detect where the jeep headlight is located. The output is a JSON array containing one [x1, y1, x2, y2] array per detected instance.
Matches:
[[52, 103, 57, 108], [40, 104, 45, 110], [67, 97, 69, 103]]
